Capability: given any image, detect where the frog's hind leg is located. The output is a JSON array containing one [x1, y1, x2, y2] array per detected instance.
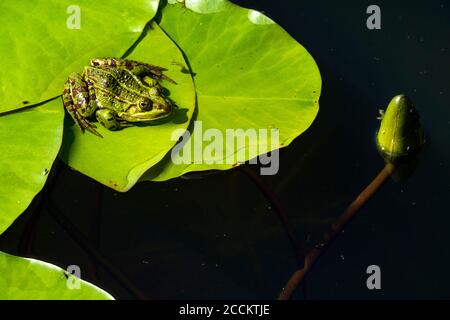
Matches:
[[85, 79, 100, 116], [90, 58, 177, 84], [62, 73, 102, 138]]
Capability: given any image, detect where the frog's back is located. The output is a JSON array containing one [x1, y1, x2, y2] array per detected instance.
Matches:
[[84, 66, 150, 111]]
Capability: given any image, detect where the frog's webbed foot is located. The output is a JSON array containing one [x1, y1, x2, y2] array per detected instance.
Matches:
[[90, 58, 177, 84], [95, 109, 132, 131], [377, 109, 385, 121], [62, 74, 103, 138]]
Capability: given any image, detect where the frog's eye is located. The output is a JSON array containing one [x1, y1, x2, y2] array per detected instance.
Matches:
[[139, 98, 152, 111]]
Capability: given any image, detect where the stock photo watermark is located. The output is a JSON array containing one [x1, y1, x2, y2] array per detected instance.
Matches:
[[366, 265, 381, 290], [65, 265, 81, 290], [170, 121, 280, 176], [366, 5, 381, 30], [66, 5, 81, 30]]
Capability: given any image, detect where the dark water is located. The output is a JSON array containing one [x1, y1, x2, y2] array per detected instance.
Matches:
[[1, 0, 449, 299]]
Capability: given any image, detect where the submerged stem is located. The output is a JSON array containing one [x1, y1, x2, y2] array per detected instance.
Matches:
[[278, 163, 395, 300], [17, 159, 63, 256], [239, 166, 305, 268], [45, 197, 147, 300]]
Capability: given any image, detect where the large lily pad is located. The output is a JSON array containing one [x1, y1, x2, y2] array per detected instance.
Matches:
[[60, 23, 196, 191], [0, 251, 114, 299], [0, 0, 159, 112], [0, 100, 64, 234], [143, 0, 321, 181]]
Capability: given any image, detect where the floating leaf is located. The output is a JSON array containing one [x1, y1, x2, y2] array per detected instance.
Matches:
[[0, 100, 64, 234], [143, 0, 321, 181], [0, 251, 114, 299], [60, 23, 196, 191], [0, 0, 159, 112]]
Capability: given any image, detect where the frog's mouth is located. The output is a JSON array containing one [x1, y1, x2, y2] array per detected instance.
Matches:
[[121, 107, 172, 122], [155, 101, 172, 114], [149, 103, 172, 118]]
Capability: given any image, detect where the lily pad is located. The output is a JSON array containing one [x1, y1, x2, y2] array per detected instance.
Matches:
[[60, 23, 196, 191], [0, 0, 159, 113], [0, 251, 114, 299], [0, 99, 64, 235], [143, 0, 321, 181]]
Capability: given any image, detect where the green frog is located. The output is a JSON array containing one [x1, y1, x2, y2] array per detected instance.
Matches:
[[376, 94, 425, 163], [62, 58, 175, 138]]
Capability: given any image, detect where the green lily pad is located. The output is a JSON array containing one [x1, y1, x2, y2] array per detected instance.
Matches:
[[0, 251, 114, 299], [0, 99, 64, 235], [0, 0, 159, 113], [60, 22, 196, 191], [143, 0, 321, 181]]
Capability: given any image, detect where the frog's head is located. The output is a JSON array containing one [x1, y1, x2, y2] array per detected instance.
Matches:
[[124, 96, 172, 122]]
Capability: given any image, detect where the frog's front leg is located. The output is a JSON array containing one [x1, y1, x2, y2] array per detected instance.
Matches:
[[95, 109, 132, 131], [62, 73, 102, 137]]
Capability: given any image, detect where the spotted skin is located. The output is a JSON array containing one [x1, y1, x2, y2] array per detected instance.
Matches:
[[90, 58, 176, 84], [62, 58, 174, 137]]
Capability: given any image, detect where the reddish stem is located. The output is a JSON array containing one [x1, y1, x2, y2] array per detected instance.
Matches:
[[278, 163, 395, 300]]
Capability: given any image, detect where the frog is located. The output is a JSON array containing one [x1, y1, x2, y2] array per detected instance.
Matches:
[[62, 58, 175, 138], [376, 94, 425, 163]]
